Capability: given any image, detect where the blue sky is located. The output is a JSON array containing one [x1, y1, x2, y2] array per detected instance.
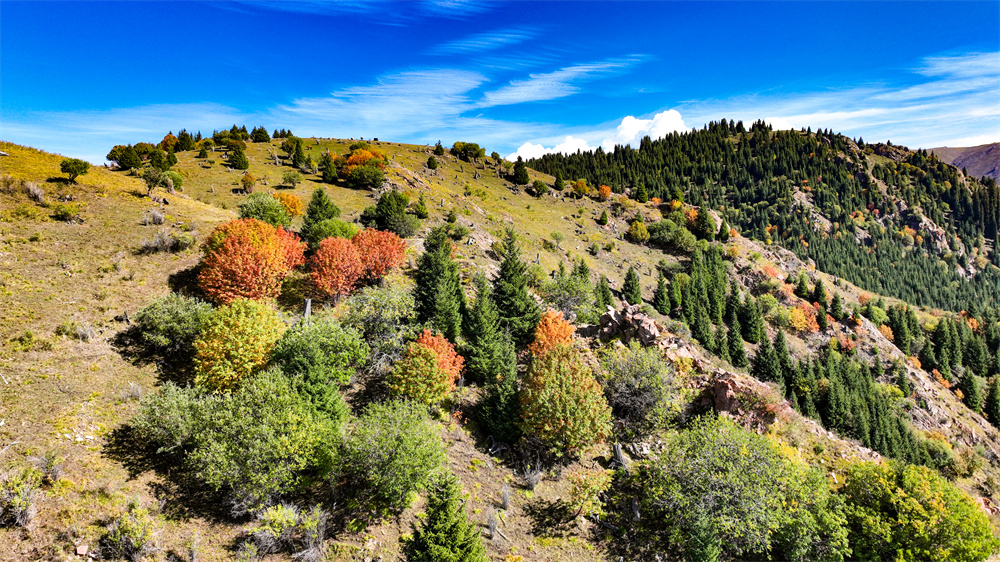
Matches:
[[2, 1, 998, 164]]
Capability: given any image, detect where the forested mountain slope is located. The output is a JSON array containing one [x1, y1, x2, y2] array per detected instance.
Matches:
[[3, 127, 1000, 561], [529, 121, 1000, 313]]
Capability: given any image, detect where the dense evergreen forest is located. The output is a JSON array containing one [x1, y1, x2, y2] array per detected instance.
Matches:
[[528, 120, 1000, 312]]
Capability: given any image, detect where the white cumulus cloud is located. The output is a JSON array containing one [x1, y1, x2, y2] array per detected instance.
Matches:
[[506, 136, 596, 160], [600, 109, 688, 149]]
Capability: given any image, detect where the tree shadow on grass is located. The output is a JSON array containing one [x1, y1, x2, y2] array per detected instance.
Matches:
[[110, 326, 195, 386], [524, 497, 575, 539], [102, 424, 236, 524]]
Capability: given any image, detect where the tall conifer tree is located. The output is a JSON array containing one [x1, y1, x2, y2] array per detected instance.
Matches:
[[623, 267, 642, 305], [405, 474, 488, 562], [492, 229, 540, 346], [653, 272, 670, 315], [464, 274, 501, 384]]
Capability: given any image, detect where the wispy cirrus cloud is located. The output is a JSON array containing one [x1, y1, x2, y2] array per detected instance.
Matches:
[[478, 56, 648, 107], [428, 26, 541, 56]]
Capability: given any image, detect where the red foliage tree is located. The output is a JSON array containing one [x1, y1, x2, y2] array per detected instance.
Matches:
[[353, 229, 406, 281], [275, 227, 306, 270], [388, 329, 464, 404], [309, 236, 363, 300], [528, 309, 575, 356], [198, 226, 289, 305]]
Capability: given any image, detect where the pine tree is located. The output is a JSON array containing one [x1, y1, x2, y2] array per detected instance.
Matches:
[[302, 188, 341, 245], [717, 217, 730, 241], [694, 208, 716, 241], [817, 305, 829, 331], [740, 296, 765, 344], [812, 279, 827, 306], [896, 365, 911, 397], [752, 336, 781, 384], [691, 303, 713, 348], [713, 324, 728, 359], [405, 473, 487, 562], [724, 283, 740, 325], [652, 272, 670, 315], [985, 376, 1000, 426], [492, 229, 540, 346], [728, 318, 748, 368], [634, 182, 649, 203], [622, 267, 642, 305], [594, 276, 613, 311], [464, 274, 502, 384], [479, 330, 521, 442], [960, 368, 984, 413], [795, 273, 810, 300], [830, 292, 843, 321], [554, 170, 564, 191], [512, 157, 530, 185], [773, 330, 793, 387], [597, 209, 609, 225], [416, 226, 466, 335]]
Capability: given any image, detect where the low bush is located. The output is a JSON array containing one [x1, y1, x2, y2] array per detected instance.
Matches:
[[238, 193, 291, 228], [131, 293, 212, 360], [99, 499, 156, 561], [340, 400, 445, 512], [0, 467, 41, 528], [342, 277, 418, 376], [599, 341, 676, 437], [139, 230, 195, 254], [246, 504, 325, 559]]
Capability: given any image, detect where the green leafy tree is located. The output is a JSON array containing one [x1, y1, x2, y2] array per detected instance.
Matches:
[[60, 158, 90, 183], [532, 179, 548, 197], [841, 461, 999, 561], [512, 156, 530, 185], [627, 219, 650, 244], [404, 473, 487, 562], [622, 267, 642, 305], [600, 341, 675, 437], [341, 400, 446, 511], [268, 319, 367, 419], [281, 170, 302, 188], [238, 193, 291, 229], [641, 416, 795, 560], [492, 229, 540, 346], [346, 164, 385, 189], [131, 294, 212, 361], [107, 145, 142, 170], [520, 344, 612, 454]]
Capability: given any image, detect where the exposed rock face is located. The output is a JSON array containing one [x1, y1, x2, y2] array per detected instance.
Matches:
[[596, 304, 663, 346]]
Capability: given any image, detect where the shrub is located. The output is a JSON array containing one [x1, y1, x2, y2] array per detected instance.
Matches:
[[161, 170, 183, 192], [627, 219, 650, 244], [193, 299, 286, 392], [187, 369, 337, 516], [60, 158, 90, 182], [599, 341, 675, 437], [0, 467, 40, 528], [426, 156, 439, 169], [520, 344, 612, 454], [345, 164, 385, 190], [841, 460, 999, 561], [269, 318, 367, 418], [138, 230, 195, 254], [306, 218, 359, 250], [340, 400, 446, 511], [281, 170, 303, 188], [531, 179, 548, 197], [132, 383, 207, 453], [238, 193, 291, 228], [389, 330, 463, 405], [52, 202, 81, 221], [361, 190, 418, 237], [199, 219, 304, 304], [309, 236, 363, 300], [131, 293, 212, 359], [527, 309, 574, 356], [353, 229, 406, 281], [274, 192, 303, 217], [567, 467, 613, 518], [99, 500, 155, 561], [247, 504, 326, 559]]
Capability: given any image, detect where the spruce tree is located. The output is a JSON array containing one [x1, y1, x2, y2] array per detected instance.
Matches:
[[830, 292, 843, 320], [728, 318, 748, 368], [597, 209, 609, 225], [492, 229, 540, 346], [405, 473, 487, 562], [717, 217, 730, 241], [694, 207, 716, 241], [960, 368, 984, 413], [812, 279, 827, 306], [691, 303, 713, 349], [752, 336, 781, 384], [634, 182, 649, 203], [713, 324, 728, 359], [512, 156, 530, 185], [301, 188, 342, 247], [817, 305, 829, 331], [724, 283, 740, 325], [594, 276, 614, 311], [653, 272, 670, 315], [896, 365, 911, 397], [773, 330, 792, 387], [622, 267, 642, 305], [479, 330, 521, 442], [464, 274, 502, 384], [554, 170, 564, 191], [740, 296, 764, 344], [795, 273, 810, 300], [416, 226, 466, 334], [985, 376, 1000, 426]]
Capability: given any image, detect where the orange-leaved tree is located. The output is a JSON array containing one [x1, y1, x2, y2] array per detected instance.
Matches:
[[388, 329, 464, 405], [344, 148, 386, 174], [597, 184, 611, 201], [274, 192, 304, 217], [309, 236, 363, 300], [198, 219, 304, 304], [528, 309, 575, 356], [353, 229, 406, 281], [520, 343, 612, 454]]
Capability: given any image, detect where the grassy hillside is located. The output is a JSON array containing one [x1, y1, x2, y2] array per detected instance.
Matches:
[[2, 134, 999, 561]]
